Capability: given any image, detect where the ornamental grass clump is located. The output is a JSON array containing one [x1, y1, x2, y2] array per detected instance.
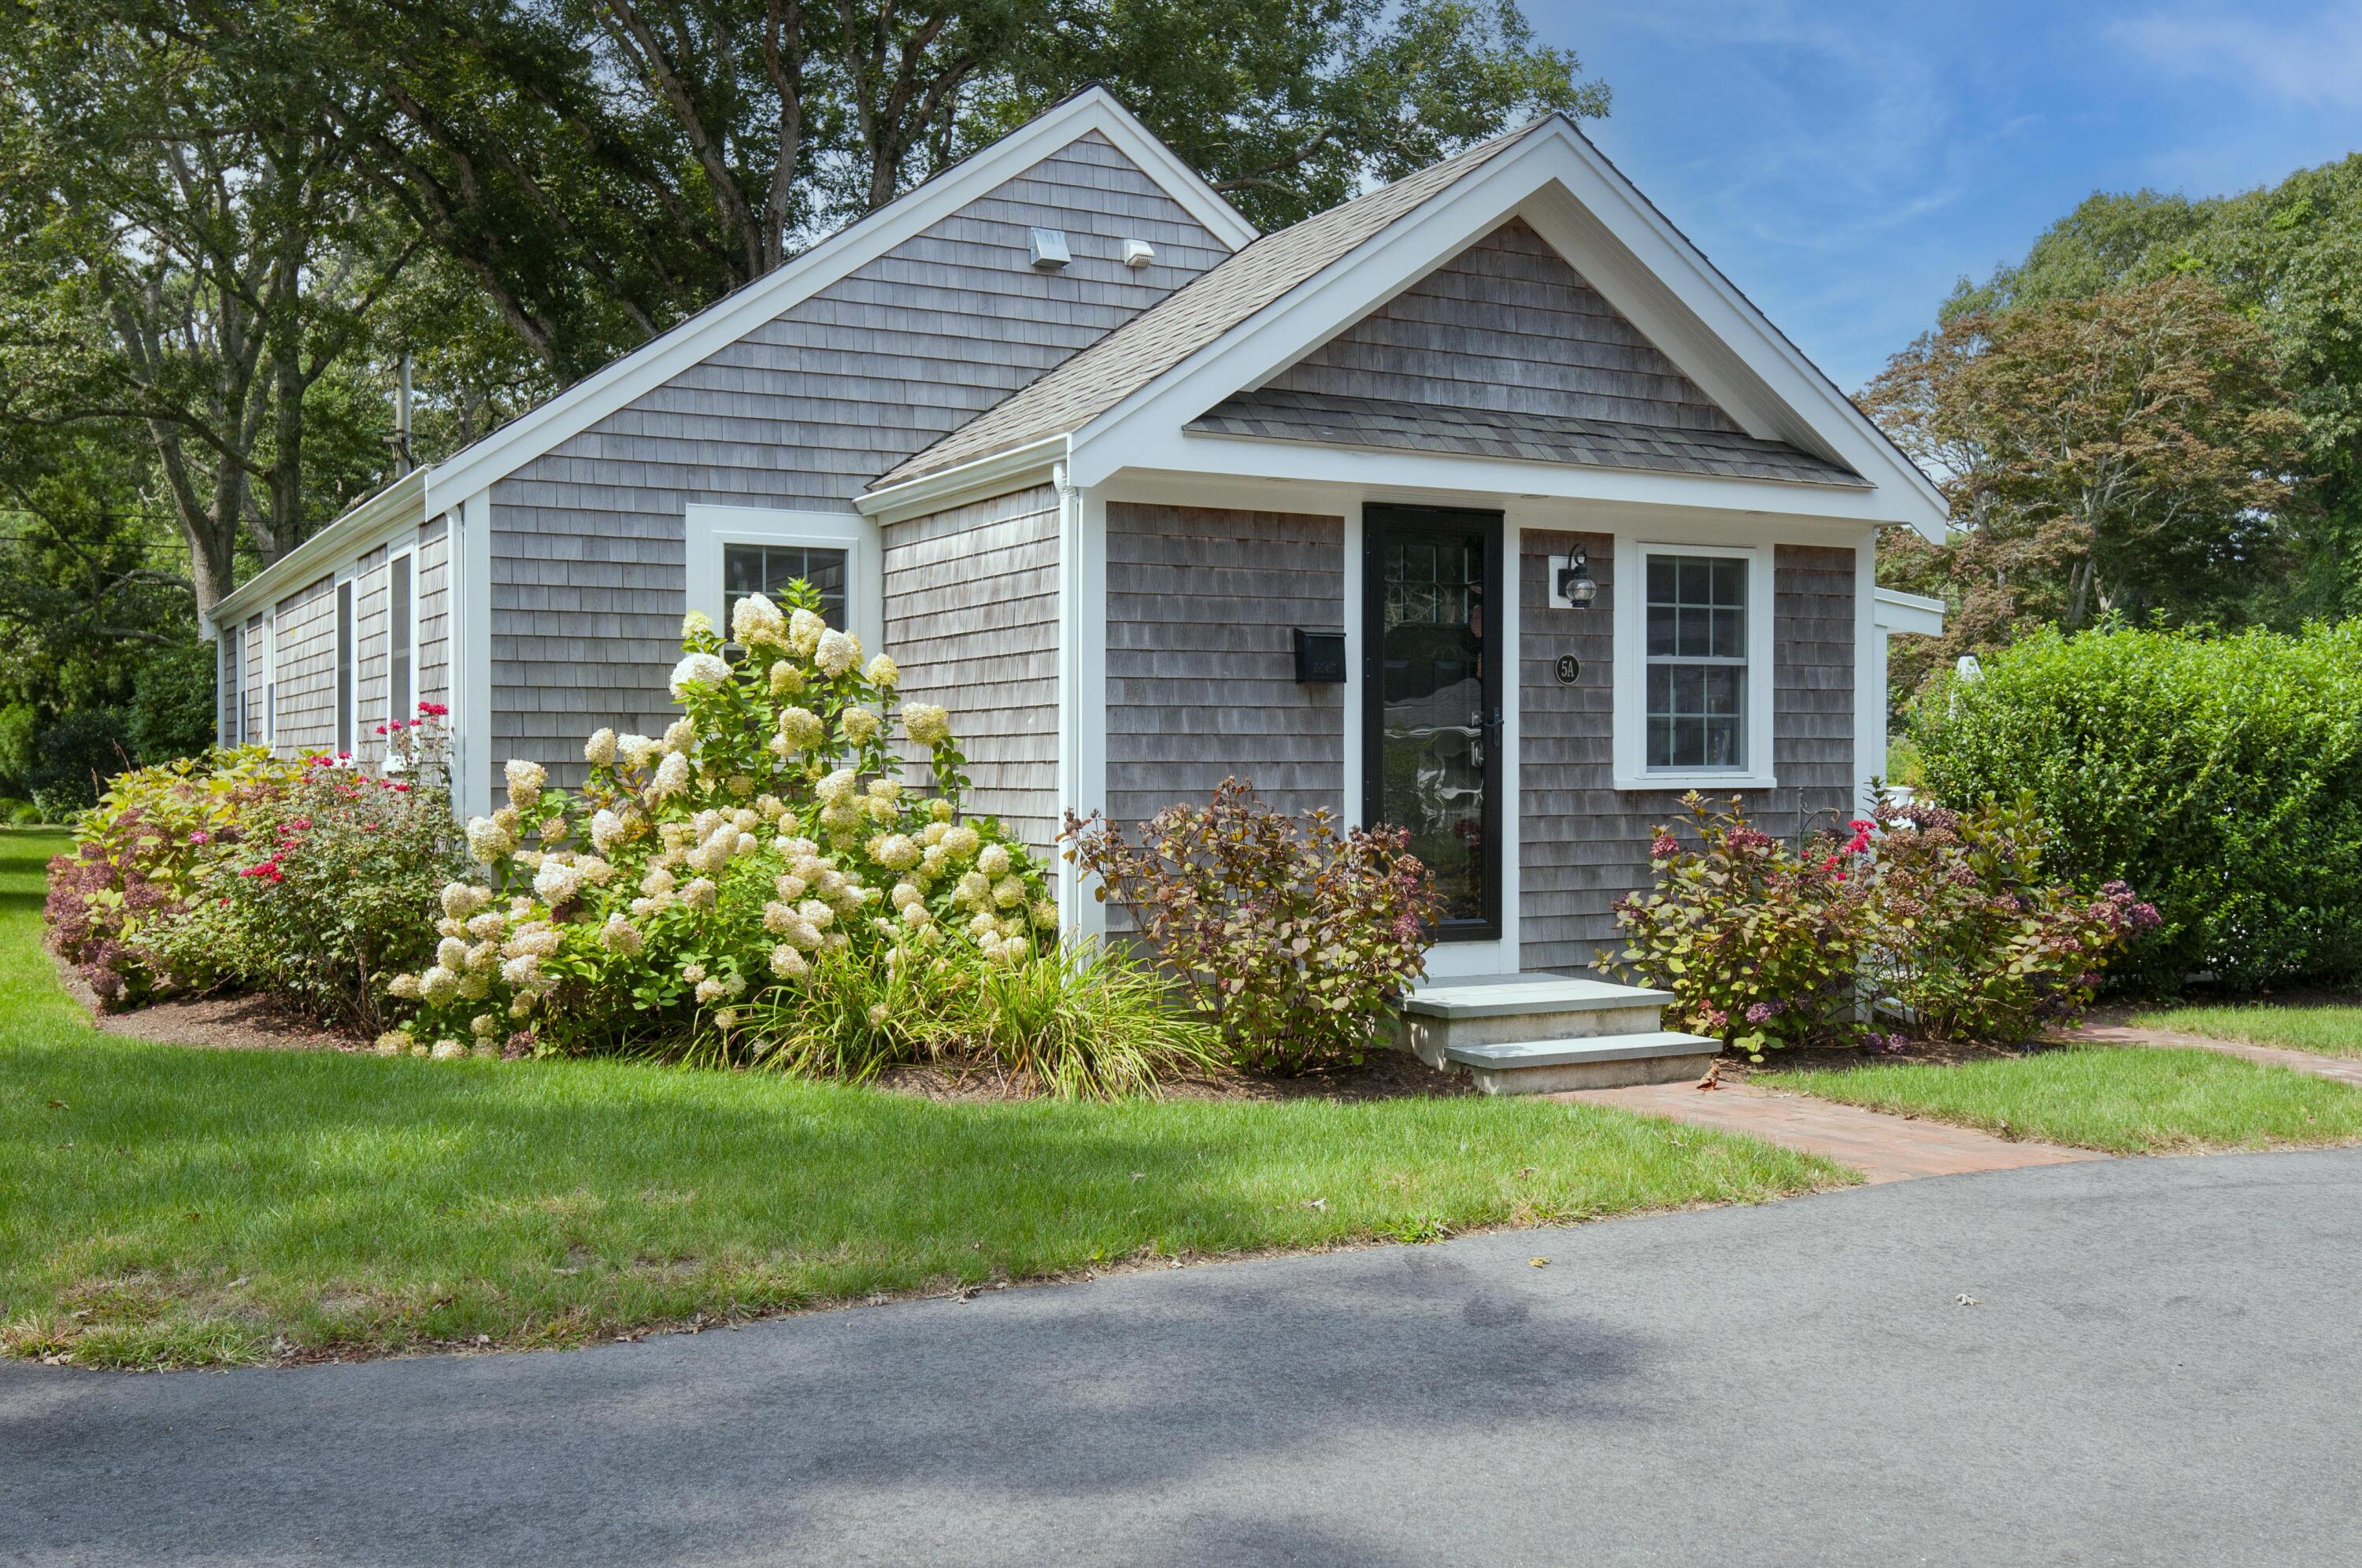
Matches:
[[381, 585, 1061, 1065], [1064, 778, 1441, 1074]]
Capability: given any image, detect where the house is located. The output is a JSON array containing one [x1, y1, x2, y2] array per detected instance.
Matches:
[[202, 87, 1947, 986]]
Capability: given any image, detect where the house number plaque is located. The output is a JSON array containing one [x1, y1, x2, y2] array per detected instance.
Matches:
[[1554, 654, 1581, 685]]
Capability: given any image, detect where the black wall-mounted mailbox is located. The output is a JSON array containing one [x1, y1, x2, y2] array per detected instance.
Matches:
[[1293, 627, 1347, 684]]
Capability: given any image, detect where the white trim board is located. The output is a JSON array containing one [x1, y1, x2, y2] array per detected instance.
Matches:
[[684, 505, 883, 659], [1609, 534, 1779, 793], [424, 89, 1251, 516]]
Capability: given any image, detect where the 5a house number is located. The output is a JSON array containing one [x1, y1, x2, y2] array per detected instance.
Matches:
[[1554, 654, 1582, 685]]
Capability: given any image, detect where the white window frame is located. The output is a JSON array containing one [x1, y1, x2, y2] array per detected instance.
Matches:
[[1612, 537, 1777, 791], [335, 568, 358, 758], [221, 624, 242, 745], [684, 505, 881, 656], [386, 545, 419, 727], [261, 609, 277, 748]]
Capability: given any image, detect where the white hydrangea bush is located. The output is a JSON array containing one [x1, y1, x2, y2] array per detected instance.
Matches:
[[383, 583, 1057, 1056]]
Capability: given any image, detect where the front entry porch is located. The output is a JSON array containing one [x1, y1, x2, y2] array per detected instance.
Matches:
[[1395, 971, 1716, 1095]]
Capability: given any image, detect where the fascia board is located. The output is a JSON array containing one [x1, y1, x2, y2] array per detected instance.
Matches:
[[423, 88, 1249, 514], [854, 435, 1069, 524], [1094, 428, 1913, 524]]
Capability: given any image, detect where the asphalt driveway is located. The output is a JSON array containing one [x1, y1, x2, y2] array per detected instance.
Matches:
[[6, 1148, 2358, 1566]]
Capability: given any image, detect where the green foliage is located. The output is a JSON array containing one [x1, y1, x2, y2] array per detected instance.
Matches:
[[126, 641, 218, 765], [26, 706, 135, 812], [0, 704, 36, 796], [1910, 623, 2362, 991], [1604, 794, 1865, 1058], [1064, 778, 1442, 1074], [164, 745, 468, 1034], [42, 746, 311, 1008], [387, 590, 1058, 1065], [1926, 153, 2362, 627], [1862, 798, 2157, 1045], [1609, 793, 2155, 1054]]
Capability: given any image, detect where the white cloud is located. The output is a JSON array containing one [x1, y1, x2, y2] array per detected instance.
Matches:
[[2110, 1, 2362, 108]]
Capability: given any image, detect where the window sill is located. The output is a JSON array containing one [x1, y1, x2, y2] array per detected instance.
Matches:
[[1612, 771, 1779, 793]]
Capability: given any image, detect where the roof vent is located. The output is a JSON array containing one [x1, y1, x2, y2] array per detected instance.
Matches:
[[1122, 239, 1155, 269], [1027, 227, 1072, 271]]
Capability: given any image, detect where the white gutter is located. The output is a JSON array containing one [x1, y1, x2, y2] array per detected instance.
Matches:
[[855, 433, 1072, 525], [202, 468, 428, 635]]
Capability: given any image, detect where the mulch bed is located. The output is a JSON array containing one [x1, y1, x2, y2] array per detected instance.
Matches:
[[1716, 1035, 2049, 1082], [53, 956, 1476, 1100], [54, 957, 373, 1054]]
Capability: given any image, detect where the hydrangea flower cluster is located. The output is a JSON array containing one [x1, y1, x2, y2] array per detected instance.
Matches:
[[383, 580, 1054, 1056]]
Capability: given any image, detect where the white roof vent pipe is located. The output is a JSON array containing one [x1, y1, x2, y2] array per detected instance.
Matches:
[[1028, 227, 1072, 270], [1122, 239, 1155, 268]]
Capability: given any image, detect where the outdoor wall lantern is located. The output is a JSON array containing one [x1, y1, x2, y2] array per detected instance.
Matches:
[[1552, 549, 1597, 609]]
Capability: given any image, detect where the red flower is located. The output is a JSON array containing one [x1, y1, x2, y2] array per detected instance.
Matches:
[[374, 724, 388, 736], [416, 701, 449, 717]]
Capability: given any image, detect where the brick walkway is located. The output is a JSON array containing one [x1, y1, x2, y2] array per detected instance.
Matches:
[[1558, 1079, 2105, 1185], [2068, 1023, 2362, 1089]]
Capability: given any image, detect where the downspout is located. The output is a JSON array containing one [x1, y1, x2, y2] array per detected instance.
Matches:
[[1051, 437, 1083, 930]]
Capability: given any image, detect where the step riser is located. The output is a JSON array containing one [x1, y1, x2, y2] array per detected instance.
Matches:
[[1397, 1004, 1666, 1063], [1466, 1048, 1720, 1096]]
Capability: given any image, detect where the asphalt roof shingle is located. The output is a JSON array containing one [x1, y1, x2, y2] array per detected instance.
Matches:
[[1184, 388, 1869, 488]]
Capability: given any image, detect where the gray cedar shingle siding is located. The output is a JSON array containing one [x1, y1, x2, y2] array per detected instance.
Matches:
[[1265, 220, 1737, 431], [484, 131, 1230, 797], [1188, 220, 1862, 488], [1103, 502, 1346, 827], [884, 484, 1061, 851], [271, 574, 338, 756], [416, 520, 450, 708], [1517, 534, 1855, 973]]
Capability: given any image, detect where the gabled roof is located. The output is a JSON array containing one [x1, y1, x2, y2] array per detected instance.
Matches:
[[206, 87, 1253, 632], [874, 122, 1546, 486], [1188, 388, 1868, 487], [417, 85, 1253, 516], [871, 113, 1948, 535]]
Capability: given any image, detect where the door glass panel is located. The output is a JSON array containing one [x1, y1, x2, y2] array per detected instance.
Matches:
[[1376, 521, 1490, 926]]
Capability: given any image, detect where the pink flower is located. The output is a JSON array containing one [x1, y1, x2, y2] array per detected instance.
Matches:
[[374, 724, 388, 736], [187, 830, 211, 845], [417, 701, 449, 717]]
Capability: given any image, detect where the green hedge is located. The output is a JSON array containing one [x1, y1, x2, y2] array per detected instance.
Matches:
[[1909, 624, 2362, 991]]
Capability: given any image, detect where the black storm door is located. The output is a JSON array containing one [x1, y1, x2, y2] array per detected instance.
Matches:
[[1362, 504, 1505, 943]]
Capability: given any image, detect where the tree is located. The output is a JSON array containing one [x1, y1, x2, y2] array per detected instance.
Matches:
[[1864, 275, 2308, 706], [0, 3, 417, 616], [1946, 159, 2362, 620], [326, 0, 1606, 378]]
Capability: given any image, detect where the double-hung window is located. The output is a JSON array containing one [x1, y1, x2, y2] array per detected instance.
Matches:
[[1645, 555, 1748, 770], [723, 542, 847, 633], [1612, 541, 1775, 790], [685, 505, 879, 658], [388, 552, 414, 725]]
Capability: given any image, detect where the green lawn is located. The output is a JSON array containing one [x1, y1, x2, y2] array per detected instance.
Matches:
[[2130, 1002, 2362, 1060], [1763, 1045, 2362, 1156], [0, 828, 1843, 1370]]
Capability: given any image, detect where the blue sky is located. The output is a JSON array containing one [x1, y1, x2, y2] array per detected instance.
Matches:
[[1533, 0, 2362, 394]]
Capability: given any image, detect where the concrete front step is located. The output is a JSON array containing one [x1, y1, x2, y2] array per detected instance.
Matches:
[[1398, 973, 1675, 1060], [1443, 1031, 1720, 1095]]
